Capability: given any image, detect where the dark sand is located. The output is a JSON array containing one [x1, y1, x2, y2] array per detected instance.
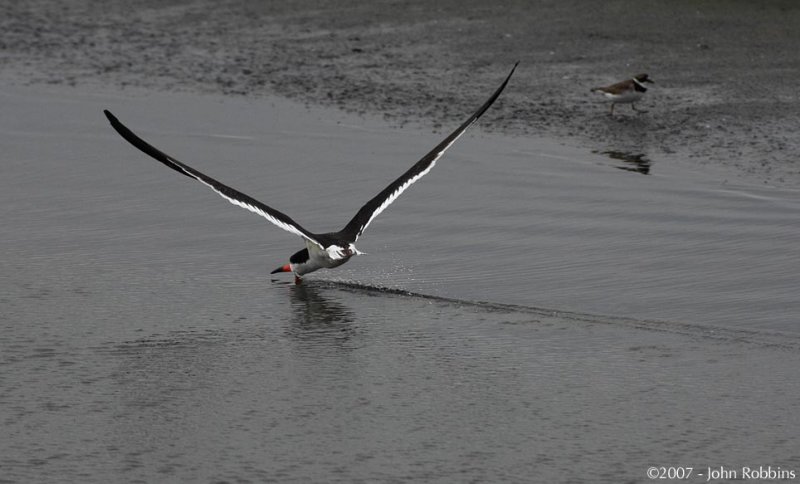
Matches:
[[3, 0, 799, 186]]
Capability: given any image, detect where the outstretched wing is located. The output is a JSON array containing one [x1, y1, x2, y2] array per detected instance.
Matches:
[[104, 110, 323, 247], [338, 62, 518, 242]]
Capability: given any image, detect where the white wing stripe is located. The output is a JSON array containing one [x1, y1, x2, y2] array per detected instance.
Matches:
[[357, 130, 466, 235], [179, 165, 321, 245]]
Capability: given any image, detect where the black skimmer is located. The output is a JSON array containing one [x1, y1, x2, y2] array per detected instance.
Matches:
[[591, 73, 654, 115], [104, 62, 518, 284]]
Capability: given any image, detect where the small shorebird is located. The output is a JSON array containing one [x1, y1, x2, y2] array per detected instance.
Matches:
[[104, 63, 518, 284], [591, 73, 654, 115]]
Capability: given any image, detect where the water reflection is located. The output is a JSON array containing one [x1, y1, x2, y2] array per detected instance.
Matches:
[[596, 150, 652, 175], [285, 282, 357, 343]]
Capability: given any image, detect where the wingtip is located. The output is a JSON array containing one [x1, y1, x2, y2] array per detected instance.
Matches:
[[502, 61, 519, 86], [103, 109, 118, 124], [493, 61, 518, 96]]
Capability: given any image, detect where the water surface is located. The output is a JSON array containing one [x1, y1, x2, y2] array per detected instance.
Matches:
[[1, 86, 799, 482]]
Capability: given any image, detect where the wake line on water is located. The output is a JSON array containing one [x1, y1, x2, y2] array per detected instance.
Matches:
[[308, 279, 800, 351]]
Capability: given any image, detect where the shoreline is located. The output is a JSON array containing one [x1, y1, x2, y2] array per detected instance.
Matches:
[[4, 81, 798, 332], [2, 0, 799, 187]]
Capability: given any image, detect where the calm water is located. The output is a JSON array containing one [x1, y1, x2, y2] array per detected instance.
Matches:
[[1, 86, 799, 482]]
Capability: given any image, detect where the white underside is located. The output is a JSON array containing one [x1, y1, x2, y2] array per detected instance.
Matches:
[[600, 90, 643, 104], [291, 241, 360, 276]]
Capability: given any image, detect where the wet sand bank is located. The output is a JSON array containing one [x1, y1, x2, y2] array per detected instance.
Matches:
[[2, 0, 799, 186]]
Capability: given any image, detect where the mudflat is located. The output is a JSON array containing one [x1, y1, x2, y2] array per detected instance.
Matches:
[[3, 0, 799, 185]]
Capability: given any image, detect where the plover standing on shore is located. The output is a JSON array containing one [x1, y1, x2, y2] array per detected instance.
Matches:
[[591, 74, 654, 115]]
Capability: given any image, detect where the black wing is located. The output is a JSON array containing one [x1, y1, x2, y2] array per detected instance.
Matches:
[[103, 110, 323, 247], [338, 62, 518, 242]]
